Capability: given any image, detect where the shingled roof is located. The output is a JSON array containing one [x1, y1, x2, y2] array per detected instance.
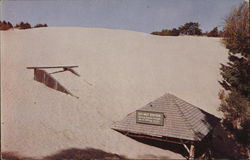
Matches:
[[112, 93, 220, 142]]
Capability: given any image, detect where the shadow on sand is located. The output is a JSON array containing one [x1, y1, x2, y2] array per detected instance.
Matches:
[[2, 148, 126, 160], [129, 136, 189, 158]]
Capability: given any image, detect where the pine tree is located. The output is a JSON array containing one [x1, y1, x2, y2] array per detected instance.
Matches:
[[178, 22, 202, 35], [207, 27, 219, 37], [219, 2, 249, 135]]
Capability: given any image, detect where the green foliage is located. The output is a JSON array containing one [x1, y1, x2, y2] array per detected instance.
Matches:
[[178, 22, 202, 35], [151, 28, 180, 36], [34, 23, 48, 28], [15, 21, 32, 29], [219, 2, 250, 135], [219, 91, 249, 128], [151, 22, 202, 36], [207, 27, 219, 37]]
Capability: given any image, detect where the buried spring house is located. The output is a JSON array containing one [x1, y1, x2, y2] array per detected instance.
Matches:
[[112, 93, 220, 159]]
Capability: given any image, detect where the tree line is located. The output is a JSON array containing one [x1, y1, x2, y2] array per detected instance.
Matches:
[[0, 21, 48, 31], [206, 2, 248, 159], [151, 22, 222, 37], [219, 1, 249, 146]]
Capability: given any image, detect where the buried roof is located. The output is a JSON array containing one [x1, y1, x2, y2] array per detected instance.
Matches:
[[112, 93, 220, 142]]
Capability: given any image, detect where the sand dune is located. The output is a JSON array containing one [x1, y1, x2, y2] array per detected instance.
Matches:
[[1, 27, 228, 159]]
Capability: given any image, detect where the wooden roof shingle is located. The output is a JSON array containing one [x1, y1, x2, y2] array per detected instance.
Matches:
[[112, 93, 220, 141]]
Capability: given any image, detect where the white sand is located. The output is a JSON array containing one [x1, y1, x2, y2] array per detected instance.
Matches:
[[1, 27, 228, 159]]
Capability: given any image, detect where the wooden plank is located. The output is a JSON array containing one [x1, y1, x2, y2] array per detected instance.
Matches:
[[27, 66, 78, 69], [33, 69, 79, 99], [34, 69, 73, 96], [124, 132, 184, 145], [183, 144, 190, 154], [183, 144, 195, 160], [114, 129, 194, 145], [189, 144, 195, 159]]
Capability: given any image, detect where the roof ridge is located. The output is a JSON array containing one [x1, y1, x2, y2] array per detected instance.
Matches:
[[167, 93, 201, 109], [170, 94, 198, 140]]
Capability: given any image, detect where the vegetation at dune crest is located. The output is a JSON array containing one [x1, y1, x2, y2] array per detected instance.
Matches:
[[34, 23, 48, 28], [151, 22, 202, 36], [151, 27, 180, 36], [15, 21, 32, 29], [151, 22, 223, 37], [217, 1, 249, 158], [0, 21, 48, 31], [0, 20, 13, 30], [178, 22, 202, 35], [207, 27, 219, 37]]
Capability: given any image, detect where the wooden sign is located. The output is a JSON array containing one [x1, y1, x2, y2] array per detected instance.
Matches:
[[136, 110, 164, 126]]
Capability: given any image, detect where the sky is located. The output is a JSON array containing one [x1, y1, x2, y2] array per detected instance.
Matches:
[[0, 0, 245, 33]]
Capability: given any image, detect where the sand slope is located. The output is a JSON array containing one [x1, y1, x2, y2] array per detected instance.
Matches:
[[1, 27, 228, 158]]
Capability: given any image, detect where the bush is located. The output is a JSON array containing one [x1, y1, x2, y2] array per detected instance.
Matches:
[[207, 27, 219, 37], [34, 24, 48, 28], [151, 22, 202, 36], [0, 21, 13, 30], [0, 21, 48, 30], [15, 22, 32, 29], [151, 28, 180, 36]]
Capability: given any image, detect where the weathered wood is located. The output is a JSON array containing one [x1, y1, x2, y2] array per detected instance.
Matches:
[[128, 133, 183, 144], [67, 68, 80, 77], [34, 69, 73, 96], [189, 144, 195, 159], [117, 130, 185, 145], [114, 129, 197, 159], [28, 67, 79, 98], [180, 139, 193, 146], [183, 143, 190, 153], [27, 66, 78, 69], [183, 143, 195, 160]]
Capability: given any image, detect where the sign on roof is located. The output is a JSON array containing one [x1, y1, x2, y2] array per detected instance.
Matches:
[[136, 110, 164, 126]]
